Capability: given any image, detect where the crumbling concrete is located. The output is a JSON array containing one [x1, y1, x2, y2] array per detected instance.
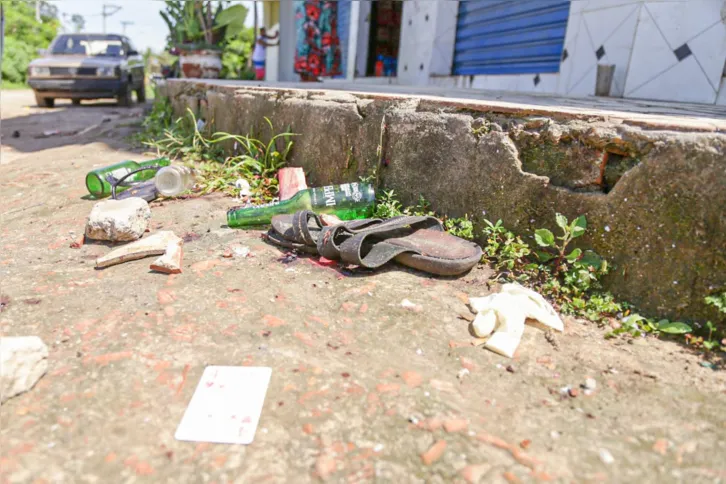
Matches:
[[0, 336, 48, 404], [85, 198, 151, 242], [165, 80, 726, 324]]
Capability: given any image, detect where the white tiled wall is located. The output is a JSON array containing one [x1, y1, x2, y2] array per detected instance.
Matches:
[[718, 78, 726, 106], [471, 74, 560, 94], [363, 0, 726, 105], [558, 0, 641, 97], [397, 0, 459, 84], [429, 1, 459, 76], [623, 0, 726, 104]]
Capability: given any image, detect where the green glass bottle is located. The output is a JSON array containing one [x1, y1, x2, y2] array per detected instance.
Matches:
[[227, 183, 376, 228], [85, 157, 171, 198]]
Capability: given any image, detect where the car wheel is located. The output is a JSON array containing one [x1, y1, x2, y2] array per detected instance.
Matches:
[[72, 99, 82, 106], [136, 81, 146, 103], [116, 87, 132, 107], [34, 92, 55, 108]]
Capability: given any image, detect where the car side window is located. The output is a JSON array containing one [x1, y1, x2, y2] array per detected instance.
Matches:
[[125, 38, 138, 55]]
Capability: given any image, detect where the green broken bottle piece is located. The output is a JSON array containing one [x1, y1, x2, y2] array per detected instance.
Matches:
[[85, 157, 171, 198], [227, 183, 376, 228]]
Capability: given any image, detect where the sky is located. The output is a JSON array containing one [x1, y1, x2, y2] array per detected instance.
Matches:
[[49, 1, 258, 53]]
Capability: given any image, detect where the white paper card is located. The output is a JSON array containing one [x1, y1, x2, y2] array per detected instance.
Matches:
[[175, 366, 272, 445]]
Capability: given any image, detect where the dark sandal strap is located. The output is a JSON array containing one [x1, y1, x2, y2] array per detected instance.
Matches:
[[321, 215, 443, 265], [339, 233, 420, 268], [291, 210, 322, 246], [316, 217, 385, 259]]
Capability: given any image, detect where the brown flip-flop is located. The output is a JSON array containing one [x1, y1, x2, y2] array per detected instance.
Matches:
[[318, 215, 482, 276]]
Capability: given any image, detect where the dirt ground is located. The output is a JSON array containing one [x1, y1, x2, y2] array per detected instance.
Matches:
[[1, 89, 725, 483]]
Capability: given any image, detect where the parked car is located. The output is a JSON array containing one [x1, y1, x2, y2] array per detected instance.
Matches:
[[27, 33, 145, 108]]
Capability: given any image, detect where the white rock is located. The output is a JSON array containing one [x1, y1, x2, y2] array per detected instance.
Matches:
[[85, 198, 150, 242], [583, 378, 597, 390], [599, 448, 615, 465], [1, 336, 49, 404]]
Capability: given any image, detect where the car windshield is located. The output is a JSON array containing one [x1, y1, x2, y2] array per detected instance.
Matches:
[[51, 35, 125, 57]]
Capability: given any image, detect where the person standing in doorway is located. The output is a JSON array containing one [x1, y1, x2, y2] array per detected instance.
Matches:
[[252, 27, 279, 81]]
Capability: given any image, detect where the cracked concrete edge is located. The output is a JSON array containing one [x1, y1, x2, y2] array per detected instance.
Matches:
[[164, 81, 726, 326]]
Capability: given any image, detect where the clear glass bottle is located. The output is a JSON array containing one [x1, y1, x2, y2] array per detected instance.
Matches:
[[227, 183, 375, 228], [155, 165, 197, 197]]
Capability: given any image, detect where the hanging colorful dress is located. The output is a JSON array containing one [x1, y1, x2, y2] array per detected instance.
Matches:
[[294, 1, 342, 77]]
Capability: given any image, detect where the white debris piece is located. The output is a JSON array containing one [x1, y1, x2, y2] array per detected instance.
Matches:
[[1, 337, 49, 404], [85, 198, 151, 242], [235, 178, 251, 197], [96, 231, 182, 268], [468, 283, 564, 358], [599, 448, 615, 465]]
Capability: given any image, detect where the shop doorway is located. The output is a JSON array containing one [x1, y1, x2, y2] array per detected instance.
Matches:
[[365, 0, 402, 77]]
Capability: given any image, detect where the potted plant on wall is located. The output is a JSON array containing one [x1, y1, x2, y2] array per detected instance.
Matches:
[[161, 0, 248, 79]]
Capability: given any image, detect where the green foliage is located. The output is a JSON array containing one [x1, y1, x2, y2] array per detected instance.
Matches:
[[370, 190, 473, 240], [445, 215, 474, 241], [160, 0, 247, 48], [1, 1, 60, 84], [705, 292, 726, 315], [371, 190, 403, 219], [2, 38, 35, 84], [221, 32, 256, 80], [698, 293, 726, 352], [482, 219, 531, 273], [214, 4, 249, 40], [136, 100, 295, 201]]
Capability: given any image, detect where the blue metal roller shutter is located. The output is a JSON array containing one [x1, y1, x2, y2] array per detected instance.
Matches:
[[337, 0, 351, 78], [453, 0, 570, 76]]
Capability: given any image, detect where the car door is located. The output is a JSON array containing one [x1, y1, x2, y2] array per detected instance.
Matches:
[[123, 37, 144, 88]]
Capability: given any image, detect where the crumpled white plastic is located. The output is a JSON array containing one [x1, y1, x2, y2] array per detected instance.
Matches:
[[468, 283, 564, 358]]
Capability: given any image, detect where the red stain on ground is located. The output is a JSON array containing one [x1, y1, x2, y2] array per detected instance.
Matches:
[[294, 332, 315, 347], [190, 259, 220, 273], [421, 440, 447, 465], [309, 316, 330, 327], [157, 289, 176, 305], [83, 351, 133, 366], [124, 456, 155, 476], [443, 418, 468, 433], [169, 324, 196, 342], [376, 383, 400, 394], [477, 433, 542, 470], [175, 364, 191, 396], [341, 301, 357, 313], [401, 371, 423, 388], [263, 315, 286, 327]]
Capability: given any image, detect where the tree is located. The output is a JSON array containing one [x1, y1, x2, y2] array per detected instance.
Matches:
[[1, 1, 59, 84], [70, 14, 85, 33]]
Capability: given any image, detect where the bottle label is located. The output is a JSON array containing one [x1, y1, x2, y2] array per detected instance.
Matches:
[[110, 167, 132, 180], [312, 183, 365, 208]]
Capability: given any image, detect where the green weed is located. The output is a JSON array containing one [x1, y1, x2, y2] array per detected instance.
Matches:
[[135, 101, 295, 201], [371, 190, 473, 240]]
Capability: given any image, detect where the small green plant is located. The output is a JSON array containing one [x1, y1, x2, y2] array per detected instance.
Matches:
[[482, 219, 531, 273], [444, 215, 474, 241], [705, 292, 726, 315], [372, 189, 404, 219], [697, 293, 726, 352], [534, 214, 587, 268], [136, 102, 296, 201]]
